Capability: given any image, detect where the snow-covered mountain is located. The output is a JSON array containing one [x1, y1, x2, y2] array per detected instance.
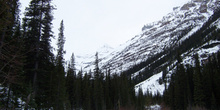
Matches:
[[75, 44, 114, 71], [76, 0, 220, 94]]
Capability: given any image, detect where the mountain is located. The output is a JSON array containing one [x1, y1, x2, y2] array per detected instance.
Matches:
[[76, 0, 220, 94], [75, 44, 114, 72]]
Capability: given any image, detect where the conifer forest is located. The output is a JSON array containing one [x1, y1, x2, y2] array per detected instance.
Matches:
[[0, 0, 220, 110]]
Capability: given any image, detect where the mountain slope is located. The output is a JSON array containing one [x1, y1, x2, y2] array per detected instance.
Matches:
[[76, 0, 220, 94], [100, 0, 219, 73]]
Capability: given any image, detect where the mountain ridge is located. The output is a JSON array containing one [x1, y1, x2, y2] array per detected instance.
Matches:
[[75, 0, 220, 94]]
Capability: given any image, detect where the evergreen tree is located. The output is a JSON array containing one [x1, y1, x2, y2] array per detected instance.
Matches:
[[93, 52, 105, 110], [75, 69, 83, 109], [0, 0, 25, 109], [94, 52, 100, 78], [54, 20, 67, 109], [22, 0, 56, 108], [193, 54, 204, 107], [82, 73, 92, 110], [104, 69, 113, 109], [185, 65, 194, 109], [166, 71, 175, 109], [66, 53, 76, 110], [136, 88, 145, 110], [174, 54, 187, 109]]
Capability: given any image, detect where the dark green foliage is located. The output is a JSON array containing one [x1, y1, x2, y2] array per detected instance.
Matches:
[[162, 9, 220, 109], [63, 53, 140, 110], [66, 53, 76, 110], [193, 54, 205, 107], [163, 52, 220, 109], [136, 88, 145, 110], [64, 69, 139, 110], [0, 0, 26, 109], [52, 20, 68, 109]]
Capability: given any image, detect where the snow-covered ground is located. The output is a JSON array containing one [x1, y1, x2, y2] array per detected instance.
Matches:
[[145, 104, 161, 110], [135, 72, 165, 95]]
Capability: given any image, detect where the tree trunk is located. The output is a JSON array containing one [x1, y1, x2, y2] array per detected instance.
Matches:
[[32, 0, 44, 99], [0, 27, 6, 56]]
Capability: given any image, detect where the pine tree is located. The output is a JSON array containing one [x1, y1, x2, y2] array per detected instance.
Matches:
[[75, 70, 82, 109], [0, 0, 25, 109], [66, 53, 76, 110], [104, 69, 112, 109], [22, 0, 55, 108], [82, 73, 92, 110], [94, 52, 100, 78], [136, 88, 145, 110], [174, 54, 187, 109], [54, 20, 67, 109], [185, 65, 194, 109], [166, 72, 175, 109], [0, 0, 21, 85], [193, 54, 204, 107], [93, 52, 105, 110]]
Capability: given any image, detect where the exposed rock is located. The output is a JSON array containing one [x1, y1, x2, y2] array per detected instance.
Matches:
[[142, 25, 154, 31], [77, 0, 220, 74], [192, 0, 210, 3], [192, 0, 204, 2], [173, 6, 179, 11], [199, 4, 207, 13], [180, 2, 196, 10]]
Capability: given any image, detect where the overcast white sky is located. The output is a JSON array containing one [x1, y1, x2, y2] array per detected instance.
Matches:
[[20, 0, 190, 60]]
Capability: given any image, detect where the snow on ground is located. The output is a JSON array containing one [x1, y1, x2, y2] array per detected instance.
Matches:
[[145, 104, 161, 110], [135, 72, 165, 95]]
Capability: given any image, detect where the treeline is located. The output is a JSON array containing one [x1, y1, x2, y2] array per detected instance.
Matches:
[[163, 52, 220, 110], [0, 0, 147, 109], [66, 53, 141, 110]]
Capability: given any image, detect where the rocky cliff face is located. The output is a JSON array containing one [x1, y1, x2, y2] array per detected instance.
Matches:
[[99, 0, 219, 73], [76, 0, 220, 94], [76, 0, 220, 77]]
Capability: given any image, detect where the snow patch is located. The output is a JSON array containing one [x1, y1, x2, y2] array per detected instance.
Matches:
[[135, 72, 165, 95]]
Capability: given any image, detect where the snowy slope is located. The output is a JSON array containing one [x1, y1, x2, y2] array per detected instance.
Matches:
[[75, 44, 114, 71], [100, 0, 220, 73], [135, 72, 165, 95], [75, 0, 220, 94]]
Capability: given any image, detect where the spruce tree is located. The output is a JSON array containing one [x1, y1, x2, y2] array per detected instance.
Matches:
[[75, 70, 82, 109], [82, 73, 92, 110], [66, 53, 76, 110], [93, 52, 105, 110], [54, 20, 67, 109], [0, 0, 25, 109], [193, 54, 204, 107], [174, 54, 187, 109], [22, 0, 55, 108], [185, 65, 194, 109], [136, 88, 145, 110]]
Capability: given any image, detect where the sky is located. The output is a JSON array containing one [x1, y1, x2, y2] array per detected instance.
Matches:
[[20, 0, 190, 60]]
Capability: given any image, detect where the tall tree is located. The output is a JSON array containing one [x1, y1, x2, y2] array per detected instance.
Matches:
[[93, 52, 105, 110], [193, 54, 204, 107], [94, 52, 100, 78], [66, 53, 76, 110], [0, 0, 21, 85], [54, 20, 67, 109], [0, 0, 25, 109], [174, 54, 187, 109], [22, 0, 55, 108]]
